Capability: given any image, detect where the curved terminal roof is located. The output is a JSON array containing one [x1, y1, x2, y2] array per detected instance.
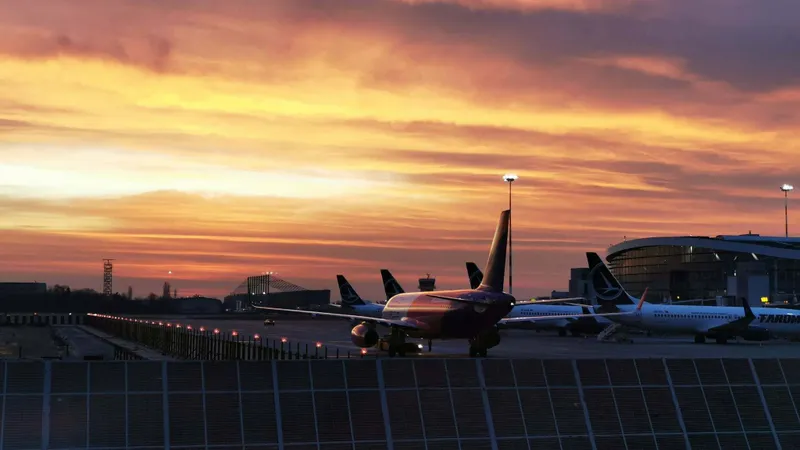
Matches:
[[608, 235, 800, 261]]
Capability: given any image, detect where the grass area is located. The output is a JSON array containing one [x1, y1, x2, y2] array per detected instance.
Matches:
[[0, 326, 62, 359]]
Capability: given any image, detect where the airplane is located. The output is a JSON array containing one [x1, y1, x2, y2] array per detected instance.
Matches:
[[380, 269, 405, 301], [586, 252, 800, 344], [333, 275, 384, 317], [256, 210, 521, 357], [257, 210, 639, 357], [466, 262, 613, 336]]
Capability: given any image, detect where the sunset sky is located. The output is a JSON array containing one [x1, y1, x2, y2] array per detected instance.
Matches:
[[1, 0, 799, 300]]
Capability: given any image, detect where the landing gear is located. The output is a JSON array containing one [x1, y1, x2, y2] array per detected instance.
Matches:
[[468, 327, 500, 358], [428, 339, 432, 352], [558, 328, 567, 337], [694, 334, 705, 344], [570, 329, 581, 337], [715, 336, 728, 345], [385, 327, 407, 357], [388, 347, 406, 357], [469, 344, 487, 358]]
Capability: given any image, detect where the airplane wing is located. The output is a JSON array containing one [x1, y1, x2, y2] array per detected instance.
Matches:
[[253, 305, 420, 329], [428, 293, 585, 307], [702, 297, 756, 335]]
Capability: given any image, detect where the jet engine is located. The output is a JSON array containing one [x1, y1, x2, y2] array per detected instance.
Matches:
[[740, 328, 771, 342], [351, 323, 379, 348]]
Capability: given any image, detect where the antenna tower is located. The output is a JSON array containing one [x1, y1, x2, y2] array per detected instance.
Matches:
[[103, 259, 115, 297]]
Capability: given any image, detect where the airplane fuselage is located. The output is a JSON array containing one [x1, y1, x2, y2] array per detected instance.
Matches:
[[382, 289, 515, 339], [507, 304, 613, 331], [347, 303, 384, 317], [606, 304, 800, 337]]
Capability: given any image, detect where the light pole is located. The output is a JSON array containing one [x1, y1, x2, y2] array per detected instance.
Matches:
[[263, 271, 276, 298], [782, 184, 793, 238], [503, 174, 518, 294]]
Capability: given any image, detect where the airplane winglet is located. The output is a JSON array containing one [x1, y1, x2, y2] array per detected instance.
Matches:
[[742, 297, 755, 319], [636, 288, 648, 311]]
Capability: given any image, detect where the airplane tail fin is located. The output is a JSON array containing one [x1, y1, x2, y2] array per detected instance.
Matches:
[[478, 210, 510, 293], [586, 252, 637, 305], [380, 269, 405, 300], [336, 275, 365, 306], [466, 262, 484, 290]]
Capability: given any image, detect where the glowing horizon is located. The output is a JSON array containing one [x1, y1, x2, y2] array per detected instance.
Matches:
[[1, 0, 798, 300]]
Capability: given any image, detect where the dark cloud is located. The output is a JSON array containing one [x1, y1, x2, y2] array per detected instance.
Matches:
[[0, 31, 173, 72], [242, 0, 800, 92], [4, 0, 799, 93]]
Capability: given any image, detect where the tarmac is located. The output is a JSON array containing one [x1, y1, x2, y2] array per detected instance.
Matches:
[[150, 316, 800, 359]]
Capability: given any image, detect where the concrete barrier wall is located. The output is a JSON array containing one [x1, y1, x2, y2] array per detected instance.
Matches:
[[0, 358, 797, 449]]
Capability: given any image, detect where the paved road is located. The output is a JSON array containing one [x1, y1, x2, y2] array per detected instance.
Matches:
[[147, 316, 800, 359]]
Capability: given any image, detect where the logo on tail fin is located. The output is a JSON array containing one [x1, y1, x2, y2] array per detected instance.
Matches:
[[336, 275, 363, 306], [591, 267, 623, 302], [380, 269, 404, 300], [466, 262, 483, 290], [586, 252, 632, 305]]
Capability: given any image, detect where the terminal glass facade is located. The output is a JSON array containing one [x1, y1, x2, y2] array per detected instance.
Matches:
[[607, 245, 800, 302]]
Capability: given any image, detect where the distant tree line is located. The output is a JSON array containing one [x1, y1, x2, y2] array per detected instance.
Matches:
[[0, 285, 191, 314]]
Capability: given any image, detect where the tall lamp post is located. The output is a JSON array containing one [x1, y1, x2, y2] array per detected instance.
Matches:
[[263, 271, 276, 298], [782, 184, 794, 238], [503, 174, 518, 294]]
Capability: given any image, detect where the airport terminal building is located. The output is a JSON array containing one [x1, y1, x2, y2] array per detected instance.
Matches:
[[606, 234, 800, 305], [223, 273, 330, 311]]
